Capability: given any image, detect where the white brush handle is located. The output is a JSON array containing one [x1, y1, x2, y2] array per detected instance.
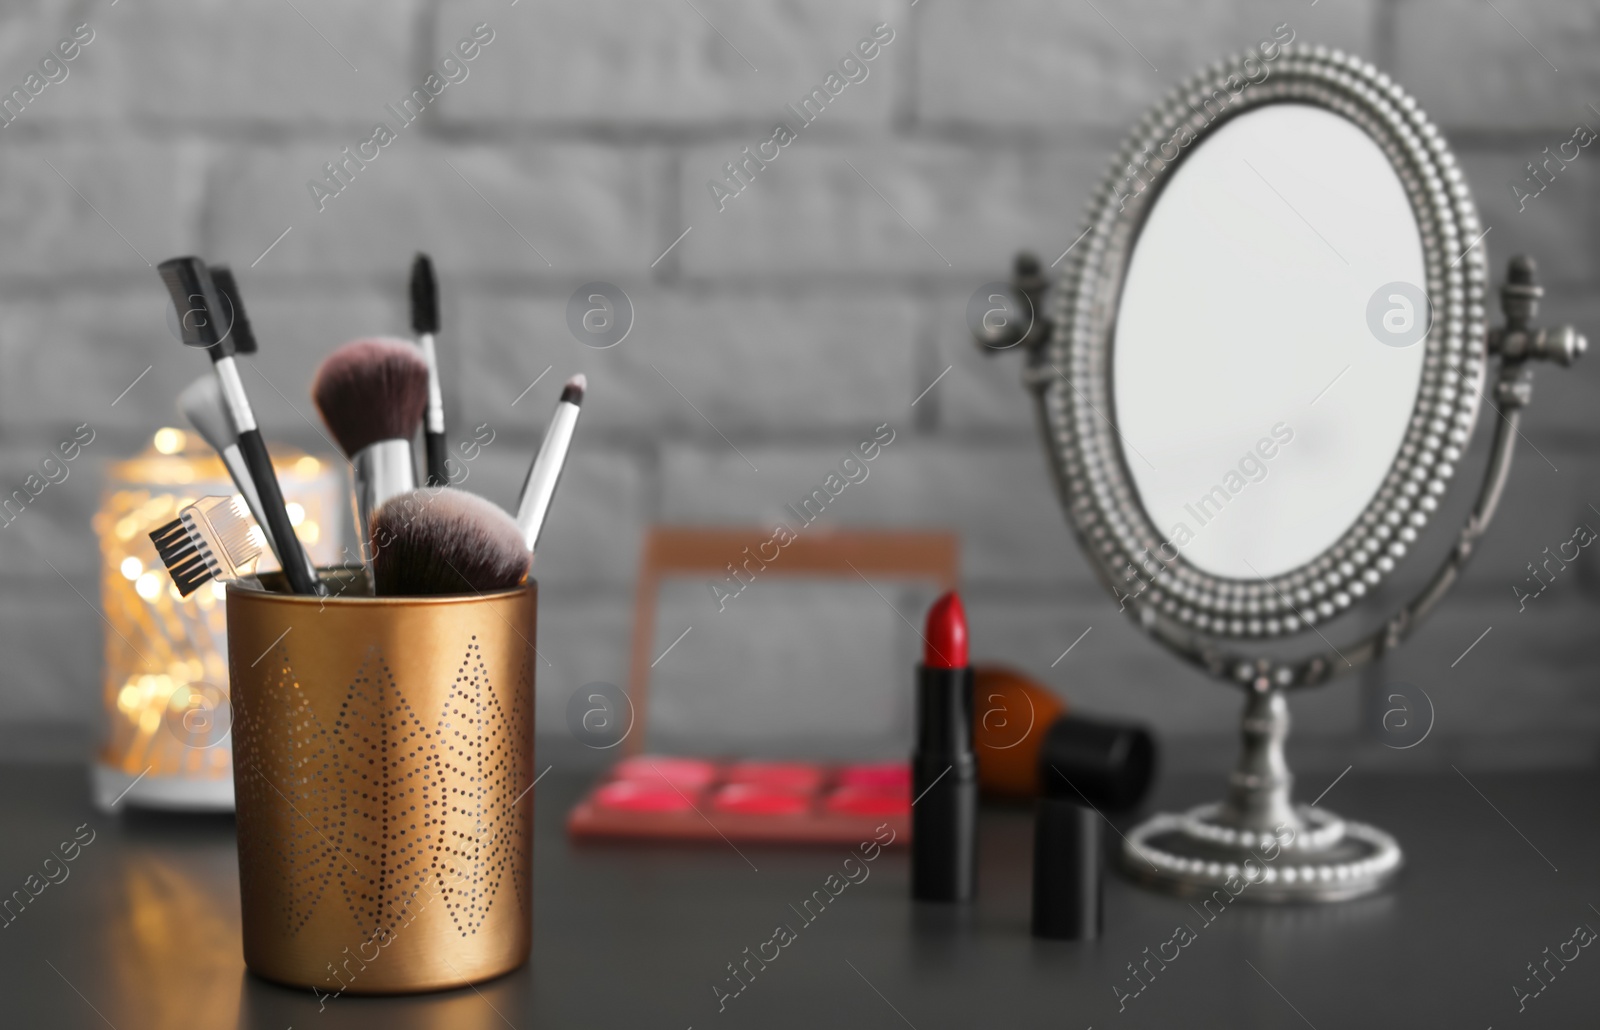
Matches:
[[515, 400, 579, 555], [214, 356, 256, 432], [419, 332, 445, 434]]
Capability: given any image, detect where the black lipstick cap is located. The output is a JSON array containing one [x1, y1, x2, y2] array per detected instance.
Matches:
[[1031, 797, 1102, 940], [1039, 714, 1156, 812]]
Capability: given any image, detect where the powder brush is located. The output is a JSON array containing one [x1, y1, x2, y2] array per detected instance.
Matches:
[[311, 337, 429, 566], [370, 487, 530, 596]]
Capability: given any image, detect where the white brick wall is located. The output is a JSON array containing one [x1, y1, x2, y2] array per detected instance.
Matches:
[[0, 138, 204, 279], [453, 290, 920, 435], [0, 0, 1596, 770], [1394, 0, 1600, 131], [432, 0, 903, 128], [916, 0, 1380, 129], [209, 140, 667, 277], [22, 1, 424, 125]]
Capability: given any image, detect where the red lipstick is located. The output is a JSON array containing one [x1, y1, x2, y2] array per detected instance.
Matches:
[[912, 590, 978, 902], [923, 591, 969, 668]]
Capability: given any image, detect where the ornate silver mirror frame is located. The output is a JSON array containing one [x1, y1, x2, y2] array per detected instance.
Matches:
[[976, 45, 1586, 902]]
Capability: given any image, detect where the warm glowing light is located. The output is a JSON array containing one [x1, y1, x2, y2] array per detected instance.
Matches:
[[99, 438, 340, 788], [135, 573, 162, 601], [286, 502, 305, 526]]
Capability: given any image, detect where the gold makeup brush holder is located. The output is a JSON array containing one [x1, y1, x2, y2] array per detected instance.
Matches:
[[226, 570, 536, 994]]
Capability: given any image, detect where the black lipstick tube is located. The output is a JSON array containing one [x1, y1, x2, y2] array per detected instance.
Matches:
[[912, 664, 978, 902]]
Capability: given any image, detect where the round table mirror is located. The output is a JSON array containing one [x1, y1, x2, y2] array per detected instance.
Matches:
[[978, 44, 1587, 902]]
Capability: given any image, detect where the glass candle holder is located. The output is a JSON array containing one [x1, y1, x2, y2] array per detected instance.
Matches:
[[91, 428, 344, 811]]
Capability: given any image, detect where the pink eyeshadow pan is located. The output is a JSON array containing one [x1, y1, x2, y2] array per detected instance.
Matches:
[[595, 780, 695, 813], [712, 783, 813, 817], [837, 762, 912, 792], [612, 755, 718, 791], [724, 761, 824, 792]]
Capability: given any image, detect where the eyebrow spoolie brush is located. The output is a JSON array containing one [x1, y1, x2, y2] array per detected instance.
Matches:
[[209, 266, 256, 358], [409, 253, 448, 487], [514, 374, 585, 557], [311, 337, 429, 571], [157, 256, 321, 596], [182, 268, 324, 590]]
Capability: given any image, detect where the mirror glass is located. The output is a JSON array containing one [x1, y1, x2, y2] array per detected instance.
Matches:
[[1113, 103, 1427, 580]]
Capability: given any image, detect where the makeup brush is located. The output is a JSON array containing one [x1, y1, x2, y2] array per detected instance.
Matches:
[[370, 487, 530, 596], [409, 253, 448, 487], [514, 374, 586, 556], [970, 665, 1156, 811], [209, 265, 256, 355], [178, 375, 271, 550], [311, 337, 428, 565], [177, 375, 322, 589], [149, 496, 266, 597], [157, 256, 321, 596]]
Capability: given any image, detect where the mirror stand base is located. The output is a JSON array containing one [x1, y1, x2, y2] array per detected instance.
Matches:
[[1119, 802, 1401, 903], [1118, 688, 1400, 902]]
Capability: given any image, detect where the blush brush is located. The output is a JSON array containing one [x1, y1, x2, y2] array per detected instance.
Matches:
[[311, 337, 429, 568], [370, 487, 530, 596], [409, 253, 448, 487]]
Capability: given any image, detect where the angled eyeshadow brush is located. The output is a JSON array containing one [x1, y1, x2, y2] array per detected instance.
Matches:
[[178, 374, 322, 588]]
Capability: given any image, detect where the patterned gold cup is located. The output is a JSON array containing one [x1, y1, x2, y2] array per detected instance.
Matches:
[[226, 570, 535, 994]]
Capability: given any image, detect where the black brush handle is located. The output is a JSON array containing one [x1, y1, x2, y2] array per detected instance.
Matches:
[[425, 430, 448, 488], [236, 429, 321, 595]]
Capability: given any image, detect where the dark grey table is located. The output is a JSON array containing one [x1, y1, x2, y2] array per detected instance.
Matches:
[[1, 762, 1596, 1028]]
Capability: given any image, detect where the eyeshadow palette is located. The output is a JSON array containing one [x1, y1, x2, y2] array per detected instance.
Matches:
[[566, 756, 913, 845]]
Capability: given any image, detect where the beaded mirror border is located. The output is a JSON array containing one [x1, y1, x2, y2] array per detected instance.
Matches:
[[1044, 46, 1487, 670]]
